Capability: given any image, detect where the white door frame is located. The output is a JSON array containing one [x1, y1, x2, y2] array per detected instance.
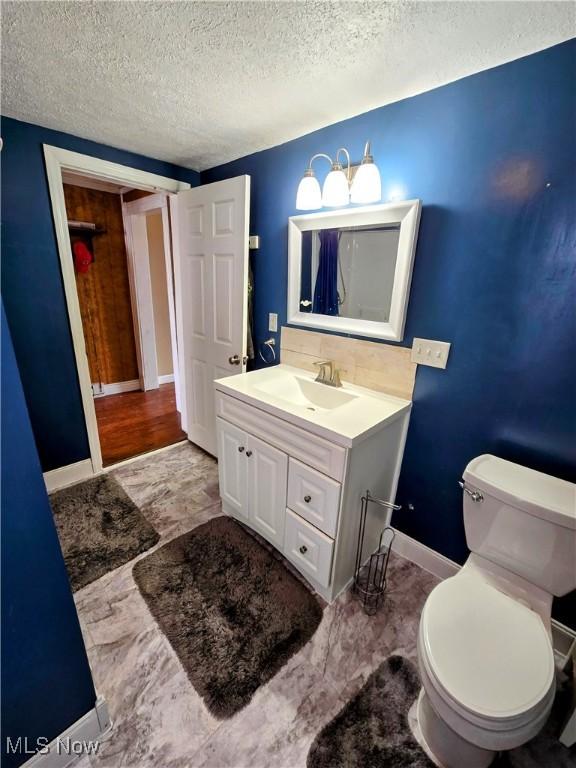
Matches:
[[168, 195, 187, 432], [122, 193, 181, 407], [122, 198, 158, 391], [43, 145, 191, 475]]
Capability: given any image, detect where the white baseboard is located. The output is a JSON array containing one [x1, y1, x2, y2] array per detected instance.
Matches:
[[391, 528, 460, 581], [20, 697, 111, 768], [158, 373, 175, 385], [92, 379, 140, 397], [45, 438, 189, 488], [43, 459, 94, 493]]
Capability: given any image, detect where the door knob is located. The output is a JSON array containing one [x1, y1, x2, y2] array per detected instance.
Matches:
[[299, 545, 308, 554], [238, 446, 245, 453], [304, 495, 312, 503], [229, 354, 241, 365], [245, 450, 252, 457]]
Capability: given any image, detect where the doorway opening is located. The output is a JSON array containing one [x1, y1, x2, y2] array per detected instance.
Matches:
[[45, 145, 250, 483], [63, 172, 185, 467]]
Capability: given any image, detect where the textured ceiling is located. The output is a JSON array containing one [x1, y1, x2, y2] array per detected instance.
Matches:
[[1, 2, 573, 171]]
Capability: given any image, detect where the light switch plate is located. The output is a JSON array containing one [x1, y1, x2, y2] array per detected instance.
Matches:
[[268, 313, 278, 333], [411, 338, 451, 369]]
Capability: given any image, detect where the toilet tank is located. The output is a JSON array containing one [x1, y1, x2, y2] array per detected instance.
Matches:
[[462, 455, 576, 596]]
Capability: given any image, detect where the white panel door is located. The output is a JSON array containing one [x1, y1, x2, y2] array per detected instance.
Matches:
[[216, 417, 248, 521], [172, 176, 250, 455], [246, 434, 288, 549]]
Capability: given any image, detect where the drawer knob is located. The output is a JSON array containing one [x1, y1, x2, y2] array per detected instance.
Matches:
[[304, 495, 312, 503], [238, 446, 245, 453], [245, 450, 253, 457], [299, 545, 308, 554]]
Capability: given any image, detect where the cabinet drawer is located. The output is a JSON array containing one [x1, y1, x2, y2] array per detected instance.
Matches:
[[216, 391, 346, 480], [287, 459, 341, 537], [284, 509, 334, 588]]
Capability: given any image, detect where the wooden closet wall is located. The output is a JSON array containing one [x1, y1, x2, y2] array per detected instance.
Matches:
[[64, 184, 139, 386]]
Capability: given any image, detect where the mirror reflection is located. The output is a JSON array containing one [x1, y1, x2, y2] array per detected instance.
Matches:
[[300, 224, 401, 322]]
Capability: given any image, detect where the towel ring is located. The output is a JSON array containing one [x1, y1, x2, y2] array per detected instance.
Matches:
[[258, 338, 276, 364]]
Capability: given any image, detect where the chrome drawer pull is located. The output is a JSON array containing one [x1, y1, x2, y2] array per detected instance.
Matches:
[[459, 480, 483, 503], [304, 495, 312, 503], [299, 545, 308, 554]]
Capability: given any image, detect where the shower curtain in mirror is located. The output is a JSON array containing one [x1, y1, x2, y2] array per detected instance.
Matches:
[[313, 229, 339, 316]]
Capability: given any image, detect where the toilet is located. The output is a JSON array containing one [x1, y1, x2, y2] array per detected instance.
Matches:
[[415, 454, 576, 768]]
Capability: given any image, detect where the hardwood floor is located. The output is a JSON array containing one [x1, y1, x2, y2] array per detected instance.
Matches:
[[95, 383, 186, 467]]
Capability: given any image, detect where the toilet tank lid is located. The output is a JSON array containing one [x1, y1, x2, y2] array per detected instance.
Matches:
[[464, 455, 576, 530]]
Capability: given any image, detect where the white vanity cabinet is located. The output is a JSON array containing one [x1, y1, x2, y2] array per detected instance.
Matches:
[[215, 366, 411, 603]]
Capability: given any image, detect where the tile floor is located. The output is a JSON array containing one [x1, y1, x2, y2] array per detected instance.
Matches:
[[71, 443, 573, 768]]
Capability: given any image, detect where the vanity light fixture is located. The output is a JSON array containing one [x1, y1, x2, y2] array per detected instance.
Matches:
[[322, 148, 351, 207], [295, 168, 322, 210], [295, 142, 381, 210], [295, 153, 331, 210], [350, 142, 382, 204]]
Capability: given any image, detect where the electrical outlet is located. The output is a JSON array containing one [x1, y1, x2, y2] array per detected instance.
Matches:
[[268, 313, 278, 333], [411, 338, 451, 369]]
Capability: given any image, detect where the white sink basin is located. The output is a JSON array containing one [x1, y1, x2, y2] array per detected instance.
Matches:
[[253, 373, 358, 412], [214, 364, 412, 448]]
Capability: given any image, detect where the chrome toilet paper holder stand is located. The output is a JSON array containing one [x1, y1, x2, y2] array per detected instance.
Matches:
[[353, 490, 400, 615]]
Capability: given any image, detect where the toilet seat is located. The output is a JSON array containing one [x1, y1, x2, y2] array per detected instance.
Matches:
[[420, 573, 555, 727]]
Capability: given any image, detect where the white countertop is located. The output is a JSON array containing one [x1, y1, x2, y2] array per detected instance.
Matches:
[[214, 364, 412, 447]]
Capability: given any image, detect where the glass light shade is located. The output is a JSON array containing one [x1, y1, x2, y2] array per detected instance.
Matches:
[[296, 173, 322, 210], [322, 168, 350, 207], [350, 161, 382, 204]]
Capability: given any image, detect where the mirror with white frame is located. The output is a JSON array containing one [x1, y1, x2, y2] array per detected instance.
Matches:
[[287, 200, 421, 341]]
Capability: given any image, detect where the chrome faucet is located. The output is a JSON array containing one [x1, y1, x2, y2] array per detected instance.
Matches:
[[313, 360, 343, 388]]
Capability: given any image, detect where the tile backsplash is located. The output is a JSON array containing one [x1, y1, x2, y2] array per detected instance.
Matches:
[[280, 327, 417, 400]]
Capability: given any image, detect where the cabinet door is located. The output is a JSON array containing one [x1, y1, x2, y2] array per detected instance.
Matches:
[[217, 417, 248, 520], [246, 434, 288, 549]]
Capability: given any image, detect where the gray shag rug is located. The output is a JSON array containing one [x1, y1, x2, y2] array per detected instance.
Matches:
[[309, 655, 576, 768], [51, 475, 160, 592], [307, 655, 434, 768], [133, 515, 323, 719]]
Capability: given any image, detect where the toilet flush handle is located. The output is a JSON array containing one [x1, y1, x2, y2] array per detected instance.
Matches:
[[459, 480, 483, 503]]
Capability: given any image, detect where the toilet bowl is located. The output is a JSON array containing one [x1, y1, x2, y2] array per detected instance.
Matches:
[[417, 568, 556, 767], [415, 455, 576, 768]]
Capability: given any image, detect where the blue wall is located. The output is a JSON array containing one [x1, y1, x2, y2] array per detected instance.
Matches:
[[203, 42, 576, 623], [0, 117, 200, 471], [1, 45, 573, 621], [1, 304, 97, 768]]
